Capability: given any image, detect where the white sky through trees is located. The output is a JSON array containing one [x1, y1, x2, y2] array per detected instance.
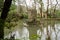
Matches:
[[26, 0, 60, 9], [15, 0, 60, 9]]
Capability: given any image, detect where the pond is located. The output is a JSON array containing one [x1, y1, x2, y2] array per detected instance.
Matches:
[[4, 20, 60, 40]]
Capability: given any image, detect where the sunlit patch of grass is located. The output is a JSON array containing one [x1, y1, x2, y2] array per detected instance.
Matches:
[[29, 34, 39, 39]]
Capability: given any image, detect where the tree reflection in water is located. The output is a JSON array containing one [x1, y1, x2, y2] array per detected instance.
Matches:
[[4, 21, 60, 40], [37, 21, 60, 40]]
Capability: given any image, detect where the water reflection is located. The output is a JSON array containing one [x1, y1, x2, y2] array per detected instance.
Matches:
[[4, 21, 60, 40], [37, 21, 60, 40], [4, 27, 29, 40]]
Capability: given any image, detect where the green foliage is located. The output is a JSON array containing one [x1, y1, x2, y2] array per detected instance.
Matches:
[[55, 10, 60, 17], [30, 34, 38, 39], [4, 1, 17, 29], [5, 9, 18, 29], [22, 13, 28, 19], [10, 4, 16, 10], [0, 0, 4, 12], [4, 4, 20, 28], [0, 12, 1, 16]]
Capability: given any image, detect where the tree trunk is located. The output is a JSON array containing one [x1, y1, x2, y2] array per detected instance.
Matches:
[[46, 0, 49, 18], [0, 0, 12, 39], [53, 0, 58, 14], [39, 0, 43, 18]]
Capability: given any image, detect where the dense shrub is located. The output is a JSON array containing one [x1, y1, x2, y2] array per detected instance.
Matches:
[[22, 13, 28, 19]]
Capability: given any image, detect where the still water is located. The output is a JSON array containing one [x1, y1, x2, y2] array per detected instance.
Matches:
[[4, 20, 60, 40]]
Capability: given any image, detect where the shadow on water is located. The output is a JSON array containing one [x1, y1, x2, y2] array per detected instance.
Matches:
[[4, 20, 60, 40]]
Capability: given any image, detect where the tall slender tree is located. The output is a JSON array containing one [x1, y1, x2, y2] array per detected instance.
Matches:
[[40, 0, 43, 18], [0, 0, 12, 39], [46, 0, 49, 18], [50, 0, 52, 14], [39, 0, 44, 18], [53, 0, 58, 14]]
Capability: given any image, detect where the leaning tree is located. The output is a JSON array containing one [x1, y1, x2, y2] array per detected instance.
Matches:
[[0, 0, 12, 39]]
